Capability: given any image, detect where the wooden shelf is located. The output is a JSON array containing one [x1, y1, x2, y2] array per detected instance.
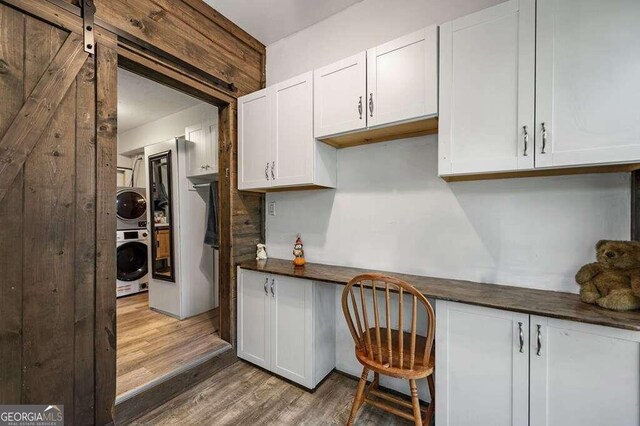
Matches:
[[442, 163, 640, 182], [320, 117, 438, 149]]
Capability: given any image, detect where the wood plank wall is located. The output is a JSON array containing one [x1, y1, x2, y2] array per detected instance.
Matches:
[[61, 0, 266, 97], [0, 4, 117, 424]]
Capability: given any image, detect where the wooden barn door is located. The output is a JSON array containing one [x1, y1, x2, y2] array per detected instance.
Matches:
[[0, 2, 117, 424]]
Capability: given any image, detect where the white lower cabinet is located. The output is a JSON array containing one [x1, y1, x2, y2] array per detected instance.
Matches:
[[436, 301, 640, 426], [237, 269, 335, 389], [529, 316, 640, 426]]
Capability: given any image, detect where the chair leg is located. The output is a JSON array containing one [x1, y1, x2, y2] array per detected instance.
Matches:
[[409, 379, 422, 426], [347, 367, 370, 426], [424, 375, 435, 426], [373, 372, 380, 389]]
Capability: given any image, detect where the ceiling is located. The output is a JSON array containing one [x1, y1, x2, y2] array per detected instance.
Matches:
[[117, 68, 202, 134], [205, 0, 363, 45]]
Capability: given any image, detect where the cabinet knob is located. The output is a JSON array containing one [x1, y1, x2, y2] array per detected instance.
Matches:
[[265, 162, 270, 180], [358, 96, 363, 119], [541, 122, 548, 154], [536, 324, 542, 356], [522, 126, 529, 157], [369, 93, 374, 117], [271, 161, 275, 180], [518, 321, 524, 353], [270, 278, 275, 297], [263, 277, 269, 296], [200, 165, 206, 169]]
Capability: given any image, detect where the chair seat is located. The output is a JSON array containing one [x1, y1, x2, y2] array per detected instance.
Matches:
[[355, 328, 434, 379]]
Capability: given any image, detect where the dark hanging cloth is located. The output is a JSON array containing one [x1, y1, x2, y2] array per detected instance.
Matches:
[[204, 181, 218, 248]]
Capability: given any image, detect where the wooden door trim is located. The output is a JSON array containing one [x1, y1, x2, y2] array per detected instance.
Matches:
[[0, 32, 88, 203]]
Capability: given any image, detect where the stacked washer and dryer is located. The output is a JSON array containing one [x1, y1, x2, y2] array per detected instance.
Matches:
[[116, 187, 150, 297]]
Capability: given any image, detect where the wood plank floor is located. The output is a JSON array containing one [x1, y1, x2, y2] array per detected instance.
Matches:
[[130, 361, 413, 425], [117, 292, 227, 397]]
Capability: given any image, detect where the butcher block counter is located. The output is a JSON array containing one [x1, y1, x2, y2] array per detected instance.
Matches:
[[239, 258, 640, 331]]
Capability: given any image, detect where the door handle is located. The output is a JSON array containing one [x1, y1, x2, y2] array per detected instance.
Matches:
[[536, 324, 542, 356], [368, 93, 374, 117], [518, 322, 524, 353], [270, 278, 275, 297], [271, 161, 275, 180], [263, 277, 269, 296], [358, 96, 363, 119], [541, 122, 548, 154], [522, 126, 529, 157], [265, 162, 269, 180]]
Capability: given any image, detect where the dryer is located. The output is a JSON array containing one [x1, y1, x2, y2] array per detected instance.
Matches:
[[116, 229, 150, 297], [116, 186, 147, 230]]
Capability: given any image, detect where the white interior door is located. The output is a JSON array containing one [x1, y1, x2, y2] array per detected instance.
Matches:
[[366, 26, 438, 128], [438, 0, 535, 176], [185, 122, 207, 177], [270, 72, 314, 187], [238, 89, 270, 190], [535, 0, 640, 168], [529, 316, 640, 426], [237, 269, 271, 369], [436, 301, 529, 426], [270, 275, 313, 387], [203, 118, 218, 173], [313, 51, 367, 138]]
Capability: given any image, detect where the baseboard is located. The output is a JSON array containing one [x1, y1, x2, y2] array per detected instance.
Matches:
[[115, 345, 236, 425]]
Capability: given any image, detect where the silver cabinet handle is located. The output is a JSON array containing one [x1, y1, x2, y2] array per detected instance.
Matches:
[[368, 93, 374, 117], [270, 278, 275, 297], [536, 324, 542, 356], [522, 126, 529, 157], [265, 162, 269, 180], [358, 96, 363, 119], [518, 322, 524, 353], [263, 277, 269, 296], [541, 122, 548, 154], [200, 165, 206, 169], [270, 161, 275, 180]]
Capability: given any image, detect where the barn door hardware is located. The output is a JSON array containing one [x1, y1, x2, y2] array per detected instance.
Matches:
[[81, 0, 96, 55]]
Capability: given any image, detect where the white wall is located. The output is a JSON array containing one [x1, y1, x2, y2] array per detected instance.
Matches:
[[263, 0, 632, 400]]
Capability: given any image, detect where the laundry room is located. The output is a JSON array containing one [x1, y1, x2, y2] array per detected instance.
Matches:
[[115, 68, 224, 400]]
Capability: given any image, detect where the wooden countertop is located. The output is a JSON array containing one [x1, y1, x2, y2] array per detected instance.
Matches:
[[239, 258, 640, 332]]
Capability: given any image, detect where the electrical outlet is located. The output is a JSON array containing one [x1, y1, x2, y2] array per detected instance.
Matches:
[[268, 201, 276, 216]]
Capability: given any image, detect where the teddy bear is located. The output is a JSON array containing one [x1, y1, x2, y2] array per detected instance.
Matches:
[[575, 240, 640, 311]]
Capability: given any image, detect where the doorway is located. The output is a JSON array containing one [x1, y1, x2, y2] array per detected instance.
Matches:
[[115, 68, 228, 401]]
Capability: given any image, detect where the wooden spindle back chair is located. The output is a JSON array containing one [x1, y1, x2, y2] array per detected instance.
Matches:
[[342, 274, 435, 426]]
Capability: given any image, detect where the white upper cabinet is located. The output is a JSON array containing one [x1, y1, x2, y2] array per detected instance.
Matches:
[[535, 0, 640, 168], [367, 26, 438, 128], [185, 118, 218, 178], [529, 316, 640, 426], [314, 52, 367, 138], [439, 0, 535, 176], [238, 89, 270, 190], [270, 72, 315, 187]]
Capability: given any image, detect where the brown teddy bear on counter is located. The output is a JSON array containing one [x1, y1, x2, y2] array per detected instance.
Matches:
[[575, 240, 640, 311]]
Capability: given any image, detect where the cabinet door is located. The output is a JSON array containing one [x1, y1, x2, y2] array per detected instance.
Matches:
[[237, 269, 271, 369], [535, 0, 640, 168], [314, 52, 367, 138], [270, 72, 314, 187], [238, 89, 270, 190], [366, 26, 438, 128], [438, 0, 535, 176], [203, 119, 217, 173], [185, 122, 208, 177], [436, 301, 529, 426], [530, 316, 640, 426], [270, 275, 313, 387]]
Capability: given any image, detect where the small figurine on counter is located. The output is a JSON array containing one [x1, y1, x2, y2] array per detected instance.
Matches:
[[293, 234, 305, 267], [256, 243, 268, 261]]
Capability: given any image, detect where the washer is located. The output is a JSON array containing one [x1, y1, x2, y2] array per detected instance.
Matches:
[[116, 229, 150, 297], [116, 186, 147, 230]]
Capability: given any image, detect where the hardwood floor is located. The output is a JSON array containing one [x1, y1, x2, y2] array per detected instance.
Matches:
[[117, 292, 227, 397], [129, 361, 412, 425]]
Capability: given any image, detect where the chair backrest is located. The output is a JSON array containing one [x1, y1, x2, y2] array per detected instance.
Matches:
[[342, 274, 435, 371]]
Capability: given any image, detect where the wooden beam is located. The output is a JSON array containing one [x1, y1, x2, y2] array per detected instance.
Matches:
[[632, 171, 640, 241], [0, 32, 88, 204]]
